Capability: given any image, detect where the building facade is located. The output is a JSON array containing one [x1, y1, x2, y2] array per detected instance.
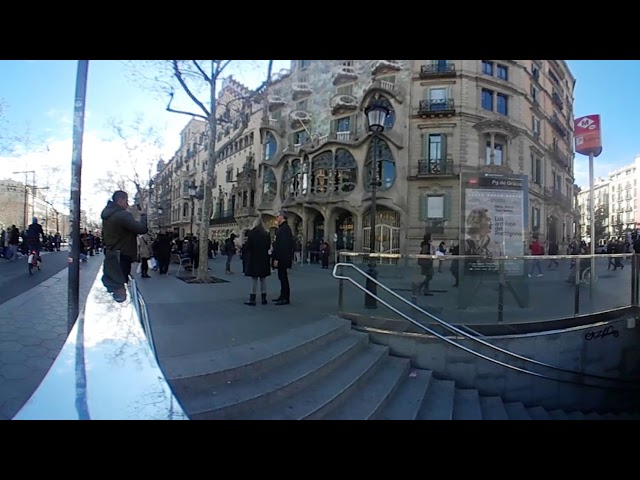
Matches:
[[608, 160, 638, 237], [576, 178, 610, 243], [154, 60, 579, 254]]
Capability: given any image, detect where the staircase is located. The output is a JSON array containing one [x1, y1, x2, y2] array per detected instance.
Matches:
[[161, 316, 639, 420]]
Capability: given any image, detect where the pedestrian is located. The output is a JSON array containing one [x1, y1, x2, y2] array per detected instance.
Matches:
[[152, 232, 173, 275], [271, 211, 294, 305], [417, 234, 436, 295], [137, 231, 154, 278], [101, 190, 148, 283], [224, 233, 237, 274], [243, 218, 272, 306]]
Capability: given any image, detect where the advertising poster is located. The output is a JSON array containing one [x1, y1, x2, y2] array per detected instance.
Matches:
[[458, 172, 529, 309]]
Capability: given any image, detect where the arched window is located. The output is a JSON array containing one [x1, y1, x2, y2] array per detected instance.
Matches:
[[281, 159, 303, 201], [262, 166, 277, 203], [334, 148, 358, 194], [368, 95, 395, 131], [263, 131, 277, 161], [311, 151, 333, 196], [365, 138, 395, 191]]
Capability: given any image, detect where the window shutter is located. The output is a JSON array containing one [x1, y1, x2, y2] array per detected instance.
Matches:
[[422, 134, 428, 160], [443, 190, 452, 221], [441, 133, 448, 161], [420, 194, 429, 221]]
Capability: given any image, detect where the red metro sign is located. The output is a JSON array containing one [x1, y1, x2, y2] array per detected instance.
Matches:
[[574, 114, 603, 157]]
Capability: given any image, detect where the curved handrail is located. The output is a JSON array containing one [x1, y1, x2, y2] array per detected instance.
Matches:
[[332, 262, 640, 391]]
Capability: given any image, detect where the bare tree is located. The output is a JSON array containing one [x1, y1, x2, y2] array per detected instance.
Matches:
[[93, 115, 164, 202], [127, 60, 273, 282]]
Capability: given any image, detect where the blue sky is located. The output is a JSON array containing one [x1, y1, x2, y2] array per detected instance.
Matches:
[[0, 60, 637, 215]]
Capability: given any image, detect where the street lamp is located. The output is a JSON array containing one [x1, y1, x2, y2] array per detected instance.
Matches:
[[188, 180, 203, 236], [157, 205, 164, 231], [363, 98, 390, 309]]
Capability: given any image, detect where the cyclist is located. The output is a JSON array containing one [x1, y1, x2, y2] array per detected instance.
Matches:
[[26, 217, 45, 263]]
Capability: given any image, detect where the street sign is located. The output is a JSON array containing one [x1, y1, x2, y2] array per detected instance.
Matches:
[[574, 114, 603, 157]]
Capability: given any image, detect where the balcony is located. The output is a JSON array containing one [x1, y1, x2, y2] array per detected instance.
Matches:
[[333, 65, 358, 85], [261, 116, 286, 136], [330, 93, 358, 115], [210, 208, 235, 225], [545, 187, 571, 209], [417, 98, 455, 117], [552, 91, 564, 110], [550, 115, 568, 137], [419, 62, 456, 79], [267, 95, 286, 111], [549, 143, 571, 170], [289, 110, 312, 129], [371, 60, 402, 76], [291, 82, 312, 101], [418, 158, 456, 176]]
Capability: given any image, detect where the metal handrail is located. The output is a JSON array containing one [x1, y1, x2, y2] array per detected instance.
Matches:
[[332, 262, 640, 391], [339, 251, 633, 261]]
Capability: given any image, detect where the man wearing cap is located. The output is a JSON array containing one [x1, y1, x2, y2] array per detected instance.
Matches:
[[271, 210, 295, 305]]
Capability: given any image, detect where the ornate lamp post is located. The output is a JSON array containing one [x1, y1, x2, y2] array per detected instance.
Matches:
[[363, 98, 390, 309]]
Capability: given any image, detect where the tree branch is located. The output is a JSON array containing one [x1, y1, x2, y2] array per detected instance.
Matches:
[[172, 60, 211, 118], [166, 91, 208, 120], [192, 60, 211, 83]]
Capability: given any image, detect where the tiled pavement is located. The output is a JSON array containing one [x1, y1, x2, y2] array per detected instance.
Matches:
[[0, 257, 102, 420]]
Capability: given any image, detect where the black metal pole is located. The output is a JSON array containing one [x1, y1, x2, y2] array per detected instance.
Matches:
[[68, 60, 89, 334], [365, 134, 378, 309]]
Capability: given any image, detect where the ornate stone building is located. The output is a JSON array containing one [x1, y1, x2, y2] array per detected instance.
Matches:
[[255, 60, 578, 255], [156, 61, 578, 254]]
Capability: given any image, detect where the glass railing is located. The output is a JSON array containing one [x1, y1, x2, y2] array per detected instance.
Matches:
[[336, 251, 638, 327]]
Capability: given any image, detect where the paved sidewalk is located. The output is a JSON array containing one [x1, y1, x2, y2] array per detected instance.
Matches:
[[136, 255, 638, 371], [0, 256, 102, 420], [135, 256, 341, 363]]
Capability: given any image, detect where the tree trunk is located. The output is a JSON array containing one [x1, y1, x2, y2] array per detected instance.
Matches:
[[196, 61, 218, 281]]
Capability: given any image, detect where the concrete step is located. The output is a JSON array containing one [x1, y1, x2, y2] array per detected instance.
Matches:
[[325, 356, 410, 420], [184, 331, 370, 419], [453, 388, 483, 420], [164, 315, 350, 388], [527, 406, 552, 420], [479, 396, 509, 420], [549, 409, 570, 420], [377, 369, 433, 420], [417, 378, 455, 420], [504, 402, 532, 420], [241, 343, 390, 420]]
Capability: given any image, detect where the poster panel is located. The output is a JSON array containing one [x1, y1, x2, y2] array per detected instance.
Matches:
[[458, 172, 529, 310]]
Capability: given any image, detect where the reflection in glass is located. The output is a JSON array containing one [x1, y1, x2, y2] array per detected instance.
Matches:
[[365, 137, 396, 191], [263, 131, 277, 161], [262, 166, 277, 203], [102, 251, 128, 303]]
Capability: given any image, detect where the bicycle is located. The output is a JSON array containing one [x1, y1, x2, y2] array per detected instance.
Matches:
[[28, 249, 41, 275]]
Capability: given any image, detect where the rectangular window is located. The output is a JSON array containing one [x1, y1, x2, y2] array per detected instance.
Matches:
[[532, 116, 540, 137], [420, 190, 452, 229], [336, 116, 351, 132], [531, 84, 538, 102], [532, 207, 540, 229], [486, 141, 504, 166], [428, 134, 442, 161], [482, 61, 494, 76], [497, 93, 508, 115], [497, 64, 508, 81], [298, 60, 310, 69], [293, 130, 309, 145], [296, 99, 308, 111], [337, 84, 354, 96], [481, 89, 493, 111], [226, 169, 233, 182]]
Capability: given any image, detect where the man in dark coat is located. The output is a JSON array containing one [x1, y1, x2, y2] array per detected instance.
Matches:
[[271, 211, 294, 305], [101, 190, 148, 282], [152, 232, 173, 275], [243, 220, 272, 306]]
